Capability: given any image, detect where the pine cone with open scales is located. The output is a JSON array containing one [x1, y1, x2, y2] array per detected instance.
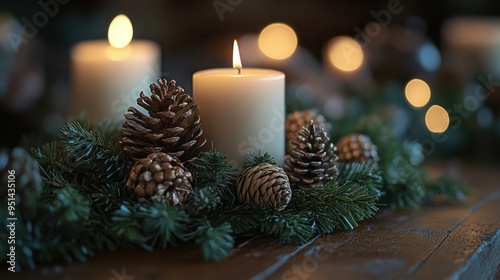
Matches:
[[284, 121, 339, 189], [336, 134, 379, 164], [126, 152, 192, 205], [236, 163, 291, 211], [122, 79, 206, 163]]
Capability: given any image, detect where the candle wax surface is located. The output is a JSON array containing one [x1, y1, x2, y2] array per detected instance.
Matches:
[[71, 40, 161, 123], [193, 68, 285, 167]]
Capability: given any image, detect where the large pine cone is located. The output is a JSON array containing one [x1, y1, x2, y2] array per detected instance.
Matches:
[[0, 147, 42, 219], [284, 121, 339, 189], [126, 152, 192, 205], [286, 110, 330, 147], [336, 134, 379, 164], [122, 79, 206, 163], [236, 163, 291, 211]]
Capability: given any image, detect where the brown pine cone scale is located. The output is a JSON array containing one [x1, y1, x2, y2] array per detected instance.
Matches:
[[336, 134, 379, 164], [122, 79, 206, 163], [286, 110, 331, 148], [236, 163, 291, 211], [126, 152, 192, 205], [285, 121, 339, 189]]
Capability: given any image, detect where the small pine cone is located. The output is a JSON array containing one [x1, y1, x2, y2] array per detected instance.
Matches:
[[0, 147, 42, 219], [236, 163, 291, 211], [122, 79, 206, 163], [336, 134, 379, 164], [285, 121, 339, 189], [286, 110, 330, 147], [126, 152, 192, 205]]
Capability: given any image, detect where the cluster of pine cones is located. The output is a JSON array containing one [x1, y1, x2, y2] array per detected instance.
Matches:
[[283, 110, 379, 190], [122, 79, 379, 211], [1, 78, 380, 214], [235, 109, 380, 212], [122, 79, 206, 205]]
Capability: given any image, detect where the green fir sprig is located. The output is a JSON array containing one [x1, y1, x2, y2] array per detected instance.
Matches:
[[59, 121, 129, 183], [243, 152, 278, 168], [333, 115, 469, 209]]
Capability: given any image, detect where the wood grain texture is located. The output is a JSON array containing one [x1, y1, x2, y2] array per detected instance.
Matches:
[[2, 161, 499, 280]]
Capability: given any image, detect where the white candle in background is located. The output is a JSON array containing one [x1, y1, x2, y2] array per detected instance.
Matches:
[[193, 40, 285, 167], [71, 14, 161, 123]]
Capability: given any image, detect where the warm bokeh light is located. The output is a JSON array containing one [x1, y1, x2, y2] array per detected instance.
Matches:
[[108, 15, 133, 49], [258, 23, 298, 60], [405, 79, 431, 107], [233, 39, 242, 69], [326, 36, 364, 72], [425, 105, 450, 133]]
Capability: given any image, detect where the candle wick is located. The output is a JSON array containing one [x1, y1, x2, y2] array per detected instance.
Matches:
[[237, 67, 241, 75]]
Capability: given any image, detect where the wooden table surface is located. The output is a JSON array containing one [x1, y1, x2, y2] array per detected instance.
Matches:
[[3, 160, 500, 280]]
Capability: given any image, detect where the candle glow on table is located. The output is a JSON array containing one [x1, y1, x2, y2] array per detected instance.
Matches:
[[193, 40, 285, 166], [71, 14, 161, 123]]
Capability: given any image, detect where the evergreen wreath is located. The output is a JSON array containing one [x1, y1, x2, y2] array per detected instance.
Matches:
[[0, 80, 469, 271]]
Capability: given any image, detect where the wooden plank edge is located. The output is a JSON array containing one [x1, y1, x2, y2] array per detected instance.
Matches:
[[248, 236, 320, 280], [450, 229, 500, 280]]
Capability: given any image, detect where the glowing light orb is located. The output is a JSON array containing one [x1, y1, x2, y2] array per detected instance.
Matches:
[[258, 23, 297, 60], [405, 79, 431, 108], [425, 105, 449, 133], [326, 36, 364, 72]]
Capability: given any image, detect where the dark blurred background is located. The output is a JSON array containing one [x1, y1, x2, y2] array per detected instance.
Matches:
[[1, 0, 500, 162]]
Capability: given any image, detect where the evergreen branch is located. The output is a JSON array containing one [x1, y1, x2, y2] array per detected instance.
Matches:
[[59, 121, 128, 183], [337, 162, 378, 182], [30, 141, 74, 177], [215, 205, 261, 236], [360, 117, 468, 209], [88, 182, 131, 216], [379, 155, 426, 209], [212, 204, 315, 244], [424, 174, 470, 203], [45, 187, 91, 232], [37, 240, 92, 264], [135, 201, 188, 248], [212, 162, 382, 243], [244, 152, 278, 168], [188, 150, 238, 190], [1, 187, 95, 270], [184, 186, 223, 216], [187, 220, 234, 261], [39, 171, 75, 196], [292, 178, 381, 234], [110, 200, 188, 250], [10, 219, 94, 269], [11, 116, 470, 270], [337, 162, 384, 198], [260, 209, 315, 244], [213, 205, 314, 244]]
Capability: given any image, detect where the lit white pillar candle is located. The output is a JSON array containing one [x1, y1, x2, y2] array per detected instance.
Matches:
[[71, 14, 161, 123], [193, 40, 285, 167]]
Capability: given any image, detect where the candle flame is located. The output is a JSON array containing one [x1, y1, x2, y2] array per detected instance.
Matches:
[[233, 39, 242, 72], [108, 14, 133, 49]]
